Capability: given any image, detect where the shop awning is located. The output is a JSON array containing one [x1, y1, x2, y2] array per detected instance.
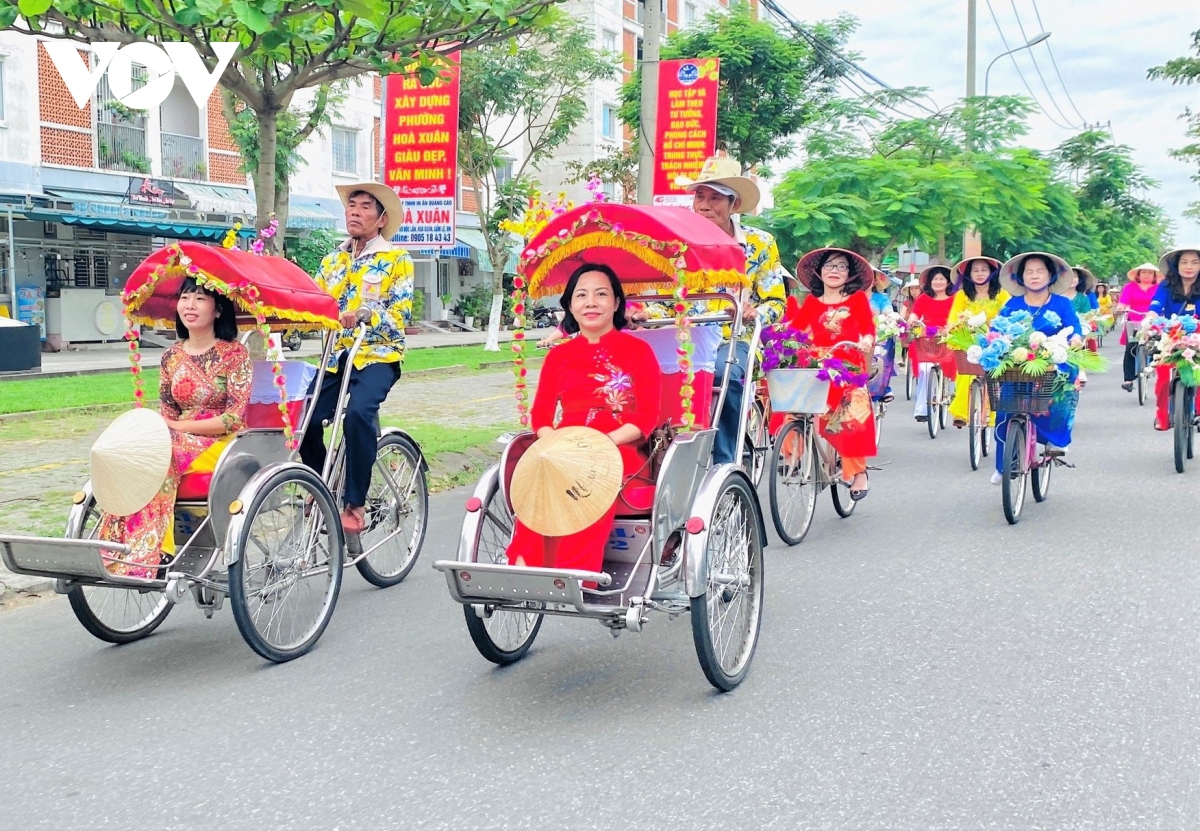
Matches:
[[399, 228, 518, 271], [287, 196, 338, 230], [26, 209, 257, 241], [44, 188, 170, 221], [174, 183, 256, 217]]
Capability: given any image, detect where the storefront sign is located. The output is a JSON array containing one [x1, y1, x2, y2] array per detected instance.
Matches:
[[384, 56, 460, 247], [127, 177, 186, 209], [652, 58, 720, 206]]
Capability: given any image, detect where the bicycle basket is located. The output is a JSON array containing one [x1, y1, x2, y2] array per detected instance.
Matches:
[[953, 350, 986, 377], [910, 336, 950, 364], [984, 370, 1058, 415], [765, 368, 830, 414]]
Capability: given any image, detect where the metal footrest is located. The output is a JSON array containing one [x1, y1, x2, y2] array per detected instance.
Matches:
[[0, 535, 156, 587], [432, 560, 611, 613]]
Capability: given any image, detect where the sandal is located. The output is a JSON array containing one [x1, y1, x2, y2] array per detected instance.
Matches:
[[1121, 381, 1134, 392], [342, 506, 365, 556], [915, 415, 929, 423], [953, 418, 967, 429], [849, 473, 870, 501]]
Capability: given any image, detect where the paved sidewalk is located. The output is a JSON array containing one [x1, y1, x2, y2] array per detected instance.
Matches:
[[1, 327, 548, 379]]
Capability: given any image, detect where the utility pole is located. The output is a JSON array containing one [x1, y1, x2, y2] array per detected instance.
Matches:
[[636, 0, 661, 204], [963, 0, 983, 258]]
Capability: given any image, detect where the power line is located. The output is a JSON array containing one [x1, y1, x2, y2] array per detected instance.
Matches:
[[983, 0, 1077, 130], [1028, 0, 1089, 125], [1006, 0, 1083, 129]]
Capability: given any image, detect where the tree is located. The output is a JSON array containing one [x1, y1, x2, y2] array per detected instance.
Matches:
[[1149, 29, 1200, 220], [618, 2, 853, 172], [6, 0, 566, 248], [457, 17, 617, 350], [565, 146, 639, 203]]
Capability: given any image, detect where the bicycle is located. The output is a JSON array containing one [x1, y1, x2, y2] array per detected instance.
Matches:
[[989, 371, 1068, 525], [903, 344, 917, 401], [1167, 367, 1198, 473], [911, 336, 953, 439], [1125, 319, 1154, 406], [742, 380, 771, 487], [954, 351, 991, 470], [867, 343, 893, 446]]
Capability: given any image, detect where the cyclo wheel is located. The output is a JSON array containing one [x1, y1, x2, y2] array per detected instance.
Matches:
[[1002, 418, 1029, 525], [463, 476, 543, 664], [356, 433, 429, 587], [229, 465, 344, 663], [968, 380, 984, 471], [1032, 446, 1052, 502], [691, 474, 764, 692], [768, 418, 817, 546], [1174, 380, 1188, 474], [926, 366, 941, 439], [66, 495, 173, 644]]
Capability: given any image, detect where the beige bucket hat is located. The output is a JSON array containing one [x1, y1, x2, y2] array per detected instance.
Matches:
[[335, 183, 405, 241], [675, 156, 761, 215], [509, 426, 622, 537], [90, 409, 172, 517]]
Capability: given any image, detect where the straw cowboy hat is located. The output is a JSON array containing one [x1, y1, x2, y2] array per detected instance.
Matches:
[[917, 263, 953, 292], [509, 426, 623, 537], [675, 156, 761, 215], [794, 247, 872, 293], [1158, 246, 1200, 277], [951, 256, 1002, 285], [1071, 266, 1097, 295], [335, 182, 405, 241], [998, 251, 1073, 297], [90, 409, 172, 517], [1126, 261, 1161, 280]]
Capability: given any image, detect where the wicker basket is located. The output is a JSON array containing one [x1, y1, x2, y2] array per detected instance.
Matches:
[[766, 368, 831, 414], [984, 370, 1058, 415], [953, 350, 985, 377], [910, 336, 950, 364]]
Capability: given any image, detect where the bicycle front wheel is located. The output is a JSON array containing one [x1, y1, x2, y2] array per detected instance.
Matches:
[[926, 367, 941, 440], [1032, 449, 1052, 502], [1137, 350, 1148, 406], [905, 355, 916, 400], [1002, 419, 1029, 525], [1174, 381, 1189, 474], [968, 380, 984, 471], [768, 419, 817, 546]]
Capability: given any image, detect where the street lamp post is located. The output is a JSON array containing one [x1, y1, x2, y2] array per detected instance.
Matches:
[[983, 31, 1052, 102]]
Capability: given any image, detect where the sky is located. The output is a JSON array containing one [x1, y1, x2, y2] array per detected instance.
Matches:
[[779, 0, 1200, 243]]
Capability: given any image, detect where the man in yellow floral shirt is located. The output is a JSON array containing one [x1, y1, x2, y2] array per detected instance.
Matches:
[[300, 182, 414, 540], [675, 157, 786, 465]]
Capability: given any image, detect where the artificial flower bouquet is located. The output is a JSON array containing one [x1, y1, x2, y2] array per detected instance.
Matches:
[[875, 310, 908, 343], [943, 309, 1107, 378], [1142, 314, 1200, 386], [761, 322, 870, 386], [1080, 309, 1115, 337]]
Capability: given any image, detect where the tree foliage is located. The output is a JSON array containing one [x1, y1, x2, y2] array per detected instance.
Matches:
[[619, 2, 853, 171], [4, 0, 566, 248], [457, 16, 617, 349], [1149, 29, 1200, 220]]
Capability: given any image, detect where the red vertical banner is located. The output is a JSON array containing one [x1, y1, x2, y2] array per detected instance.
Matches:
[[384, 55, 461, 247], [652, 58, 720, 207]]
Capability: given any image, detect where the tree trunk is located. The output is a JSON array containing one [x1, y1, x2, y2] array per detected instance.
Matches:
[[271, 177, 291, 256], [484, 248, 506, 351], [252, 107, 280, 250]]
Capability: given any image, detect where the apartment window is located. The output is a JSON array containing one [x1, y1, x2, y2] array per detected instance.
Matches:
[[0, 60, 6, 121], [684, 2, 696, 25], [601, 105, 619, 140], [495, 160, 513, 188], [332, 127, 358, 175], [601, 29, 618, 54]]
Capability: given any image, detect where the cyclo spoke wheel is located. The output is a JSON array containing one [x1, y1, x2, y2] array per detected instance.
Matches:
[[768, 419, 817, 546], [1002, 419, 1029, 525], [67, 496, 172, 644], [464, 478, 542, 664], [1032, 448, 1052, 502], [356, 434, 429, 587], [229, 467, 344, 663], [926, 368, 941, 439], [691, 475, 764, 692], [968, 381, 983, 471], [1174, 382, 1188, 474]]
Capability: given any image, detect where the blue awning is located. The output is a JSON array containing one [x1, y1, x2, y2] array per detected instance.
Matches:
[[26, 210, 256, 241], [288, 196, 338, 230], [44, 188, 170, 221]]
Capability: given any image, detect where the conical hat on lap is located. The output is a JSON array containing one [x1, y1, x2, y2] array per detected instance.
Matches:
[[90, 409, 171, 517], [509, 426, 622, 537]]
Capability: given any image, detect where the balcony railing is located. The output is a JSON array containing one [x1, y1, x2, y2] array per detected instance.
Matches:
[[97, 122, 150, 174], [161, 132, 207, 180]]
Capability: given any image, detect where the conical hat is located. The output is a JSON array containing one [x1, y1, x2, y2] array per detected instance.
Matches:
[[509, 426, 622, 537], [90, 409, 171, 517], [1126, 262, 1160, 280], [998, 251, 1073, 297], [1159, 246, 1200, 277]]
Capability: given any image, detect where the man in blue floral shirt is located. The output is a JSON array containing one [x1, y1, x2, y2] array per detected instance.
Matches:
[[300, 182, 414, 541]]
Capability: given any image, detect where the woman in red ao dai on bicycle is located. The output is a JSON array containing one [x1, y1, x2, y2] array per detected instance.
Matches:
[[908, 264, 959, 423], [1148, 247, 1200, 431], [772, 248, 877, 500]]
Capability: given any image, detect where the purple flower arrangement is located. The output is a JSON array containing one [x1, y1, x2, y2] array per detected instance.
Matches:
[[761, 322, 869, 387]]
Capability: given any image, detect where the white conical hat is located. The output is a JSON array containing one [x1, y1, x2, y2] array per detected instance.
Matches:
[[90, 409, 172, 517]]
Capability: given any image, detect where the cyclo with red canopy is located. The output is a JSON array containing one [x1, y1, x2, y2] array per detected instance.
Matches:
[[0, 241, 429, 663], [432, 203, 767, 691]]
